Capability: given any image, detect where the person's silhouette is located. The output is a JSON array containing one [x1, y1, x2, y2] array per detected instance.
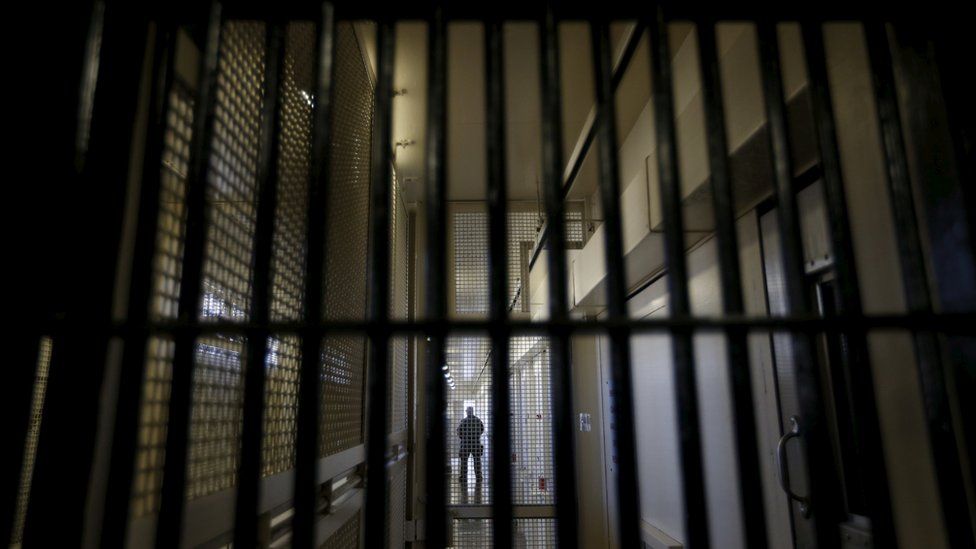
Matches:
[[457, 407, 485, 489]]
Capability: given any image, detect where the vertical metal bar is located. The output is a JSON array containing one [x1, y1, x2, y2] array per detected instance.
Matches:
[[423, 6, 449, 547], [695, 19, 768, 549], [7, 2, 101, 536], [484, 17, 513, 549], [646, 11, 710, 547], [800, 21, 899, 548], [2, 337, 41, 547], [292, 4, 337, 548], [23, 2, 149, 546], [586, 15, 641, 549], [755, 20, 843, 547], [98, 21, 179, 549], [539, 7, 581, 548], [233, 21, 287, 548], [864, 21, 976, 549], [154, 4, 223, 547], [363, 19, 396, 549]]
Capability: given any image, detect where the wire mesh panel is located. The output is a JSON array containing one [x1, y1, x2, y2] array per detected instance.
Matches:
[[509, 336, 554, 505], [389, 177, 409, 434], [185, 19, 266, 502], [318, 510, 361, 549], [446, 335, 493, 505], [9, 337, 52, 546], [318, 21, 373, 457], [261, 21, 316, 477], [449, 518, 557, 548], [387, 459, 408, 549], [447, 207, 560, 508]]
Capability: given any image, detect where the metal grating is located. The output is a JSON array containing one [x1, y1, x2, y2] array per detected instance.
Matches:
[[509, 336, 554, 505], [9, 337, 52, 546], [318, 21, 373, 457], [185, 20, 266, 501], [262, 22, 316, 477], [454, 208, 583, 315], [447, 335, 493, 505], [449, 518, 557, 548], [130, 75, 195, 516], [453, 212, 490, 315], [389, 176, 410, 434], [448, 209, 559, 508], [318, 510, 361, 549], [132, 337, 175, 517], [387, 459, 408, 549]]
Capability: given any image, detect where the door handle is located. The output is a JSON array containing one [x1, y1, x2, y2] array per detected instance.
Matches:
[[776, 415, 811, 518]]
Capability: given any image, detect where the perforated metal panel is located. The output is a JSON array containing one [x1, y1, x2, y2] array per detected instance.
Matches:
[[184, 20, 266, 501], [134, 21, 268, 511], [318, 21, 373, 457], [318, 510, 361, 549], [387, 459, 408, 549], [10, 337, 52, 546], [448, 208, 560, 509], [261, 22, 316, 477], [446, 335, 493, 505], [509, 336, 553, 505], [449, 518, 557, 548], [389, 177, 409, 434]]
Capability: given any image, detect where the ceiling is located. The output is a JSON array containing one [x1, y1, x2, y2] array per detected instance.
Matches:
[[354, 21, 688, 204]]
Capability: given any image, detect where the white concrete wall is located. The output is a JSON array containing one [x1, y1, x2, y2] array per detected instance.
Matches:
[[578, 22, 949, 549]]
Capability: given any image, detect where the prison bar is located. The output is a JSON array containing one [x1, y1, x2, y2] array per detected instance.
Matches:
[[528, 22, 645, 273], [798, 21, 897, 548], [363, 17, 396, 549], [540, 5, 581, 548], [694, 18, 768, 549], [97, 17, 180, 549], [646, 10, 711, 547], [756, 20, 846, 548], [293, 4, 338, 548], [232, 20, 288, 548], [864, 21, 976, 549], [153, 4, 224, 547], [484, 16, 514, 549], [10, 2, 976, 549], [589, 15, 643, 549], [423, 4, 449, 547]]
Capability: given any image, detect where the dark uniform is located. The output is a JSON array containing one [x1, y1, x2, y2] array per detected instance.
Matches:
[[457, 413, 485, 486]]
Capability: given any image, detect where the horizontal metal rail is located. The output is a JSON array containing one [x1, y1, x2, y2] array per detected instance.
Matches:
[[17, 312, 976, 337]]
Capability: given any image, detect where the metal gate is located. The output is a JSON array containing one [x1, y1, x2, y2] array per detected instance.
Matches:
[[6, 2, 975, 549]]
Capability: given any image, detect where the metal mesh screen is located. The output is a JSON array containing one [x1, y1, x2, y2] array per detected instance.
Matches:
[[446, 335, 493, 505], [317, 22, 373, 457], [184, 20, 266, 501], [387, 459, 408, 549], [449, 518, 557, 548], [261, 22, 316, 477], [10, 337, 52, 546], [389, 177, 410, 434], [318, 510, 361, 549], [509, 336, 554, 505], [448, 208, 559, 509], [453, 207, 584, 315]]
